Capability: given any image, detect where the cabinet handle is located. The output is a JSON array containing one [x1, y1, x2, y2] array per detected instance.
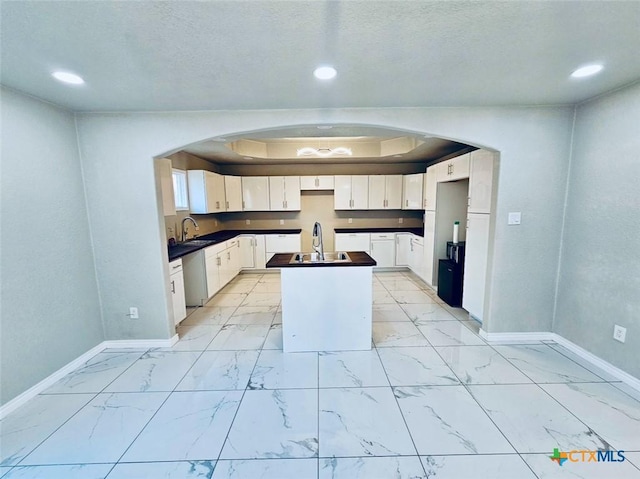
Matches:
[[242, 200, 245, 209], [227, 252, 230, 260], [226, 201, 229, 209], [405, 199, 409, 207], [171, 264, 181, 270], [171, 280, 175, 294], [315, 178, 319, 187], [217, 257, 221, 266]]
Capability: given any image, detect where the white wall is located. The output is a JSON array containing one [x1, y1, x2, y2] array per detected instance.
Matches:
[[554, 81, 640, 378], [74, 106, 575, 341], [0, 88, 104, 404]]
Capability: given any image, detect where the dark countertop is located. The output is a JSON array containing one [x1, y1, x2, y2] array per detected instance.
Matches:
[[266, 251, 376, 268], [168, 228, 302, 261], [334, 227, 424, 237]]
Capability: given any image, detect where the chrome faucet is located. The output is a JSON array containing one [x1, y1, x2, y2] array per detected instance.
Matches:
[[181, 216, 199, 242], [312, 221, 325, 260]]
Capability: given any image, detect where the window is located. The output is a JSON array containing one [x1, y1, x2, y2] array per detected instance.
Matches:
[[172, 169, 189, 210]]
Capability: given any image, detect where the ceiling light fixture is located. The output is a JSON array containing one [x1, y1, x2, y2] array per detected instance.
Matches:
[[571, 64, 604, 78], [51, 71, 84, 85], [314, 66, 337, 80], [317, 125, 333, 130], [297, 147, 352, 157]]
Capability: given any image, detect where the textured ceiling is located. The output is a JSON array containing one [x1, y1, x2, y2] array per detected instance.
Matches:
[[2, 1, 639, 112]]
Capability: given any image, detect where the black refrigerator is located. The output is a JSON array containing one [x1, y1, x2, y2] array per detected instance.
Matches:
[[437, 242, 465, 307]]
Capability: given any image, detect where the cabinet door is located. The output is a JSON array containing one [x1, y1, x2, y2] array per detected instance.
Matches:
[[239, 236, 255, 269], [158, 158, 176, 216], [468, 150, 494, 214], [265, 234, 301, 253], [334, 176, 352, 209], [462, 213, 491, 322], [368, 175, 386, 209], [242, 176, 269, 211], [206, 171, 225, 212], [385, 175, 403, 209], [269, 177, 286, 210], [224, 176, 243, 212], [411, 241, 424, 279], [300, 175, 334, 190], [254, 235, 266, 269], [351, 175, 369, 209], [283, 176, 301, 210], [395, 234, 411, 266], [370, 240, 395, 267], [423, 211, 436, 285], [335, 233, 370, 252], [205, 252, 221, 297], [316, 176, 334, 189], [170, 270, 186, 325], [402, 173, 423, 210], [423, 167, 438, 211], [450, 153, 470, 181], [226, 239, 241, 282]]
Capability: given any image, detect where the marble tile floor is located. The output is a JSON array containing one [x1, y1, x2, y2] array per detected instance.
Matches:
[[2, 271, 640, 478]]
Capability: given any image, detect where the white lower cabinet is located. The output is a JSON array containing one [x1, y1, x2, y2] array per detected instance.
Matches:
[[334, 233, 370, 253], [169, 259, 186, 325], [423, 211, 436, 285], [408, 236, 424, 279], [265, 234, 301, 262], [370, 233, 395, 267], [204, 244, 225, 298], [239, 235, 255, 268], [462, 213, 491, 322], [395, 233, 411, 266]]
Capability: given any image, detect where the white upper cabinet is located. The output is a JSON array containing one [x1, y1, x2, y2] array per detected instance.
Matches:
[[224, 176, 243, 212], [157, 158, 176, 216], [438, 153, 470, 182], [423, 166, 438, 211], [242, 176, 270, 211], [368, 175, 403, 210], [468, 149, 495, 214], [300, 175, 334, 190], [334, 175, 369, 210], [188, 170, 226, 214], [269, 176, 301, 211], [402, 173, 424, 210]]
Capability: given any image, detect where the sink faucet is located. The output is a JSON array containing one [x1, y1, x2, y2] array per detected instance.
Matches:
[[312, 221, 325, 260], [181, 216, 199, 242]]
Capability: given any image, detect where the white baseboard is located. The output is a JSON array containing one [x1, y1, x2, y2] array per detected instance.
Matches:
[[479, 330, 640, 392], [0, 334, 179, 419]]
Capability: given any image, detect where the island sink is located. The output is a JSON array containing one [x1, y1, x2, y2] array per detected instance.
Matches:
[[289, 251, 351, 264]]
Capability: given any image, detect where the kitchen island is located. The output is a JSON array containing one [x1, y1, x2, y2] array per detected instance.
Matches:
[[266, 251, 376, 352]]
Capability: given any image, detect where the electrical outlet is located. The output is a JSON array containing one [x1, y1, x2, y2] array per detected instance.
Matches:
[[129, 307, 139, 319], [279, 219, 284, 225], [398, 218, 403, 224], [246, 219, 251, 225], [214, 220, 218, 227], [348, 218, 353, 224], [613, 325, 627, 343], [508, 212, 522, 225]]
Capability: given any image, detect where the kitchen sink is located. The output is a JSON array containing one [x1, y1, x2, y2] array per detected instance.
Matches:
[[183, 239, 214, 247], [289, 252, 352, 264]]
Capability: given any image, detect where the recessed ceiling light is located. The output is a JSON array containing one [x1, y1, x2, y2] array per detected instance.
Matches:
[[51, 71, 84, 85], [314, 66, 337, 80], [571, 64, 603, 78]]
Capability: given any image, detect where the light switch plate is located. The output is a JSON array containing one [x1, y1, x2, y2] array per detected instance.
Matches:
[[508, 212, 522, 225]]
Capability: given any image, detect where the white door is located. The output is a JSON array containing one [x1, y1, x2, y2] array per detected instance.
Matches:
[[385, 175, 403, 209], [239, 236, 255, 268], [423, 211, 436, 285], [403, 173, 423, 210], [423, 167, 438, 211], [269, 177, 286, 210], [283, 176, 301, 210], [395, 234, 411, 266], [242, 176, 269, 211], [370, 240, 395, 267], [334, 175, 352, 209], [468, 150, 494, 214], [368, 175, 386, 209], [224, 176, 243, 212], [351, 175, 369, 209], [462, 213, 491, 322]]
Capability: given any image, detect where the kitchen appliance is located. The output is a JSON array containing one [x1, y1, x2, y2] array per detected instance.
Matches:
[[446, 241, 465, 265], [438, 259, 464, 307]]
